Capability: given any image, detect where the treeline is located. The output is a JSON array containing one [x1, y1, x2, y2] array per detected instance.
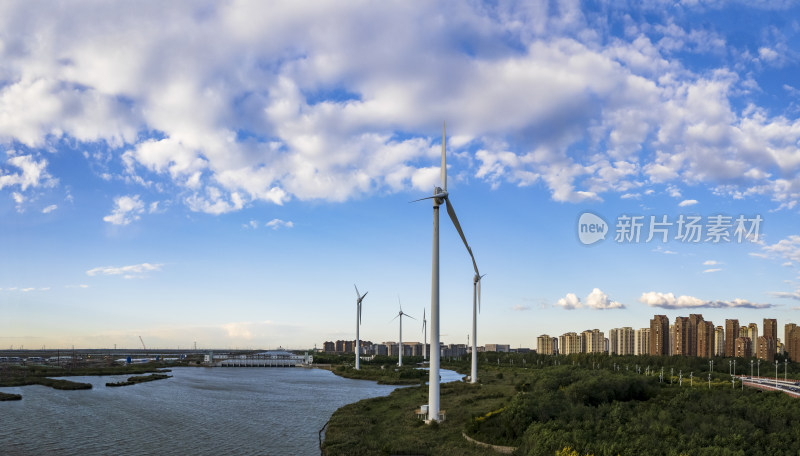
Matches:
[[469, 365, 800, 455]]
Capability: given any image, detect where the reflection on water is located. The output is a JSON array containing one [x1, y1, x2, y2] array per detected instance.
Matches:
[[0, 367, 403, 456]]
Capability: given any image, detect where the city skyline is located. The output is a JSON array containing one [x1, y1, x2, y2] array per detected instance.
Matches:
[[3, 2, 800, 349]]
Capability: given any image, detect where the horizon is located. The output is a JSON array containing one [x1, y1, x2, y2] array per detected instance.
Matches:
[[3, 2, 800, 349]]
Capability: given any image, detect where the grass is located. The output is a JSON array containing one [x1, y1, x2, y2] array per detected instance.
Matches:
[[0, 363, 173, 391], [325, 364, 429, 385], [106, 373, 172, 387], [322, 365, 516, 456], [0, 391, 22, 401]]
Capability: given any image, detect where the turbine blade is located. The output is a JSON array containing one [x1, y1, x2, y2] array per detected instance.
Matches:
[[441, 121, 447, 192], [354, 284, 360, 299], [362, 291, 368, 300], [410, 192, 447, 203], [390, 314, 399, 323], [444, 198, 479, 275], [405, 314, 417, 320]]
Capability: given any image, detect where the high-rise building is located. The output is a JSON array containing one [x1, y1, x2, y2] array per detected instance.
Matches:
[[484, 344, 511, 352], [669, 324, 676, 355], [537, 335, 556, 355], [747, 323, 759, 345], [697, 320, 715, 358], [725, 319, 740, 356], [786, 323, 798, 360], [688, 314, 703, 356], [608, 327, 634, 355], [635, 328, 650, 355], [581, 329, 604, 354], [735, 337, 752, 358], [650, 315, 669, 356], [608, 328, 618, 355], [714, 326, 725, 356], [756, 336, 774, 362], [675, 317, 691, 356], [763, 318, 778, 349], [559, 332, 581, 355]]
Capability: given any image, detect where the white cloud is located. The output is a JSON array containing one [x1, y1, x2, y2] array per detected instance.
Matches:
[[585, 288, 626, 310], [86, 262, 162, 278], [512, 304, 531, 311], [759, 235, 800, 264], [266, 218, 294, 230], [103, 195, 145, 225], [557, 288, 624, 310], [678, 199, 698, 207], [703, 268, 722, 273], [639, 291, 772, 309], [703, 260, 719, 265], [0, 155, 55, 192], [556, 293, 583, 310], [42, 204, 57, 214], [0, 3, 798, 213]]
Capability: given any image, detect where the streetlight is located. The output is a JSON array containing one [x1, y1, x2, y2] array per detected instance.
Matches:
[[751, 359, 754, 379], [708, 372, 711, 389], [758, 359, 760, 378], [690, 371, 693, 387], [776, 360, 779, 388], [729, 359, 732, 375], [785, 359, 788, 382], [670, 367, 674, 384], [734, 359, 736, 376], [711, 359, 714, 373], [679, 370, 682, 386]]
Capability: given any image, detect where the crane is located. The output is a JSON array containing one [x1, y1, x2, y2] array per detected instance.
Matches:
[[139, 336, 146, 351]]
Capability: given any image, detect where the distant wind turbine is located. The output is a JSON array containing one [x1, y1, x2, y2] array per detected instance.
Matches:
[[354, 284, 368, 370], [413, 122, 479, 421], [391, 298, 415, 367]]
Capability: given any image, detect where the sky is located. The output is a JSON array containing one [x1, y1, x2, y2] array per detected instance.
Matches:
[[2, 1, 800, 350]]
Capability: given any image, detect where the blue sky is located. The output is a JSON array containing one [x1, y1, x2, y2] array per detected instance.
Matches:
[[2, 1, 800, 350]]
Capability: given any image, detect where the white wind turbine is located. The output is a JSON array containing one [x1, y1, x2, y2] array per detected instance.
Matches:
[[414, 122, 479, 422], [354, 284, 368, 370], [391, 298, 415, 367]]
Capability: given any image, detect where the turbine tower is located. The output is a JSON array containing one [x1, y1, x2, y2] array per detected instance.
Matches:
[[471, 273, 485, 384], [422, 308, 427, 361], [391, 298, 415, 367], [414, 122, 479, 421], [354, 284, 368, 370]]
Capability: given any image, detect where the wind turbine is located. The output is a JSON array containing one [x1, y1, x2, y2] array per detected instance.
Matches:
[[391, 298, 415, 367], [354, 284, 368, 370], [414, 122, 479, 421], [422, 308, 427, 361]]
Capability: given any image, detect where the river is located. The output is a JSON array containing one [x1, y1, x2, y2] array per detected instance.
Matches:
[[0, 367, 460, 455]]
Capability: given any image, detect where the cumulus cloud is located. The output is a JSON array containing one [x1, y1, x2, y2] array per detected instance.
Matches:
[[86, 262, 162, 279], [557, 288, 625, 310], [678, 199, 698, 207], [556, 293, 583, 310], [266, 218, 294, 230], [103, 195, 145, 225], [639, 291, 773, 309], [0, 2, 795, 215], [585, 288, 626, 310]]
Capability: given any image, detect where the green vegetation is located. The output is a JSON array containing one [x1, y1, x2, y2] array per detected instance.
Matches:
[[106, 373, 172, 387], [0, 363, 173, 391], [322, 353, 800, 455], [0, 376, 92, 390], [0, 391, 22, 401], [328, 364, 428, 385]]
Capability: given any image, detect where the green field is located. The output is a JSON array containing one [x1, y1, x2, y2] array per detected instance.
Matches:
[[321, 353, 800, 456]]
